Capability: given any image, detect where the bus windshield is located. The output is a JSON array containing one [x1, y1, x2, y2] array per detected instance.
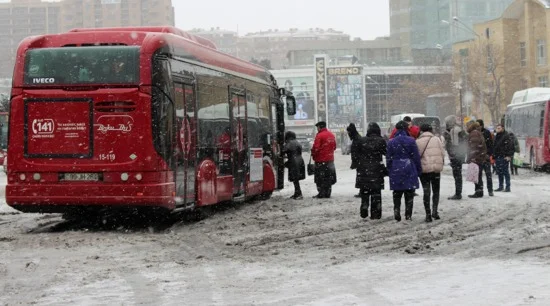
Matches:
[[24, 46, 140, 85]]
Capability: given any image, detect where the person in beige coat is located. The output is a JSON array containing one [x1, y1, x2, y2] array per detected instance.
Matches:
[[416, 124, 445, 222]]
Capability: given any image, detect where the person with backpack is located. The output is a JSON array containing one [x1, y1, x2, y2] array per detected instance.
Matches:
[[443, 115, 468, 200], [416, 124, 445, 222], [350, 122, 387, 219]]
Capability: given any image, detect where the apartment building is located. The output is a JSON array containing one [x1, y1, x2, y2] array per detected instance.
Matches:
[[390, 0, 515, 64], [452, 0, 549, 123], [0, 0, 175, 77]]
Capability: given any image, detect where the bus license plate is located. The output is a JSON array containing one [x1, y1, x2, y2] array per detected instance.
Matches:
[[63, 173, 99, 181]]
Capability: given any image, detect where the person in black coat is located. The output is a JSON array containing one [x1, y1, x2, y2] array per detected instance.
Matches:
[[346, 123, 362, 198], [493, 124, 515, 192], [283, 131, 306, 199], [351, 122, 387, 219]]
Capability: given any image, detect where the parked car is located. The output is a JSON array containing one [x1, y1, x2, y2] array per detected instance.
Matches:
[[296, 136, 312, 152]]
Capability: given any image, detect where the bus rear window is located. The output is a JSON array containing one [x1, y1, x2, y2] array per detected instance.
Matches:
[[24, 46, 139, 85]]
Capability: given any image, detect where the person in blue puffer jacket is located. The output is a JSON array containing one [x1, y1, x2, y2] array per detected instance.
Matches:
[[386, 121, 422, 222]]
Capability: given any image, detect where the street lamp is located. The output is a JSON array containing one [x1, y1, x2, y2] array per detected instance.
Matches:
[[454, 80, 464, 128], [367, 76, 382, 122]]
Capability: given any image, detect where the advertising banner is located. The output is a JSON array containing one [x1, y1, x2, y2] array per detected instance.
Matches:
[[326, 66, 365, 131], [280, 76, 315, 126], [314, 55, 328, 124]]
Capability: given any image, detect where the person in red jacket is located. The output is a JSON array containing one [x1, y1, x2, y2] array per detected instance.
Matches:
[[311, 121, 337, 198], [389, 116, 420, 139]]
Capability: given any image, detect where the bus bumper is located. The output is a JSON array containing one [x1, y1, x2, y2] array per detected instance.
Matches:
[[6, 183, 176, 213]]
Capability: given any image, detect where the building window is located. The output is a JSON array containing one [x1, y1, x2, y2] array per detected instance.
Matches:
[[538, 76, 548, 87], [520, 42, 526, 67], [537, 40, 546, 66]]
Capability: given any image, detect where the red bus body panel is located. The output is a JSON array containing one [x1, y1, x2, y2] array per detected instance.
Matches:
[[7, 28, 279, 213]]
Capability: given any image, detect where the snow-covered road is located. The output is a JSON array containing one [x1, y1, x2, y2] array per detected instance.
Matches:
[[1, 153, 550, 305]]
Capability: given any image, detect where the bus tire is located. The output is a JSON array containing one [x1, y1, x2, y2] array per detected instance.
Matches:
[[258, 191, 272, 201]]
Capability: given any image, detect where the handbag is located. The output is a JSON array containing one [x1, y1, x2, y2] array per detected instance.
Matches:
[[307, 154, 315, 176], [466, 162, 479, 184]]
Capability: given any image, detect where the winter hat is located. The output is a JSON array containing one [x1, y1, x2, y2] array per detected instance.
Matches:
[[420, 123, 432, 132], [315, 121, 327, 128]]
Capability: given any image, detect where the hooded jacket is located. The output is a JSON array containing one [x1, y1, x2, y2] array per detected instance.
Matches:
[[351, 122, 387, 190], [443, 115, 467, 161], [467, 122, 488, 164], [386, 129, 422, 191]]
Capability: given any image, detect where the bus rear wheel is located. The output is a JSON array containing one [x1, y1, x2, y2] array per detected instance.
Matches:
[[257, 191, 273, 201]]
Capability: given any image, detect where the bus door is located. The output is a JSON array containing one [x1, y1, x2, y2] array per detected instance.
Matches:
[[229, 89, 247, 196], [174, 82, 196, 205]]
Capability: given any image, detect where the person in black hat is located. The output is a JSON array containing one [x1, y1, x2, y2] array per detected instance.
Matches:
[[311, 121, 337, 198]]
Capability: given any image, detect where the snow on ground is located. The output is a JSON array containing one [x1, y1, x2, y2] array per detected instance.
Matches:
[[1, 153, 550, 305]]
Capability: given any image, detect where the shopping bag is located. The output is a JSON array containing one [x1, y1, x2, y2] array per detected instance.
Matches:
[[513, 153, 523, 167], [307, 155, 315, 176], [466, 162, 479, 184]]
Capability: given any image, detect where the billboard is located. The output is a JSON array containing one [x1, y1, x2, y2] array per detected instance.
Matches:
[[327, 66, 365, 131], [280, 76, 315, 126], [314, 55, 328, 123]]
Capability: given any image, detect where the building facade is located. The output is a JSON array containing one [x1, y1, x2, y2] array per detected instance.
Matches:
[[0, 0, 175, 77], [271, 62, 452, 136], [390, 0, 515, 64], [187, 28, 239, 55], [452, 0, 549, 124]]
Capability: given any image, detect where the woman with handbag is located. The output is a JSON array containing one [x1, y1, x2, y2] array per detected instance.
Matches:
[[466, 121, 488, 198], [283, 131, 306, 200], [416, 124, 445, 222], [350, 122, 387, 219], [386, 121, 422, 221]]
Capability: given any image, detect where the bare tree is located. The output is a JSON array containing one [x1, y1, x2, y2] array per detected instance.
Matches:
[[386, 68, 453, 114], [454, 39, 518, 124]]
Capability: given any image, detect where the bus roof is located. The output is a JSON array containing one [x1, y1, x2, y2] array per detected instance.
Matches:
[[12, 27, 274, 86], [390, 113, 425, 124], [69, 26, 218, 50], [511, 87, 550, 105]]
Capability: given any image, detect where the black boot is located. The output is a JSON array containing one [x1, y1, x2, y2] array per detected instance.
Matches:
[[370, 192, 382, 219], [468, 191, 483, 198], [423, 201, 432, 222], [447, 194, 462, 200], [360, 194, 369, 219], [405, 195, 414, 220], [432, 203, 440, 220]]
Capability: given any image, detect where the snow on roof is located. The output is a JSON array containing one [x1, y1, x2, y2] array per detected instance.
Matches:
[[511, 87, 550, 105]]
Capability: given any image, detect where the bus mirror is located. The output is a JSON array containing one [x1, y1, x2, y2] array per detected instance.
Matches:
[[286, 96, 296, 116]]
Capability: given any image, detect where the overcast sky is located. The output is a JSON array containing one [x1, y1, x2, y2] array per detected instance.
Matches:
[[174, 0, 390, 40]]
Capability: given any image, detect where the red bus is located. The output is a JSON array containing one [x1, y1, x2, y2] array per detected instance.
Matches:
[[505, 88, 550, 170], [6, 26, 296, 214]]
